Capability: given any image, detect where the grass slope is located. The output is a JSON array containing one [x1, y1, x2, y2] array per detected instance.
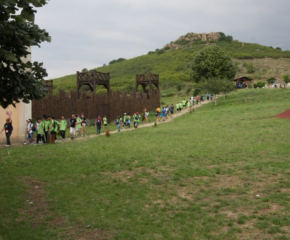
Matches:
[[52, 40, 290, 93], [1, 89, 290, 239]]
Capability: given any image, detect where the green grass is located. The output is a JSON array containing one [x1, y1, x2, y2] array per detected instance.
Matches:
[[2, 89, 290, 239]]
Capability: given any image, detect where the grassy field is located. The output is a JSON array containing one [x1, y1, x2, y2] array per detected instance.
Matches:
[[1, 89, 290, 239]]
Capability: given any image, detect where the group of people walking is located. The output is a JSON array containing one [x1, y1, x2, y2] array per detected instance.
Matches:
[[1, 94, 211, 147]]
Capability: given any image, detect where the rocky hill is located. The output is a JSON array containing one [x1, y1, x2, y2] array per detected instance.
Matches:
[[163, 32, 230, 50]]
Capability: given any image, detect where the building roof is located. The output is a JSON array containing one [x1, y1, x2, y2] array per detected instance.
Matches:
[[234, 76, 253, 81]]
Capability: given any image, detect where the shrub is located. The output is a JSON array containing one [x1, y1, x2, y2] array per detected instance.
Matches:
[[266, 77, 276, 84], [193, 88, 201, 96], [246, 63, 255, 73], [254, 81, 265, 88], [109, 58, 126, 65], [176, 84, 182, 91]]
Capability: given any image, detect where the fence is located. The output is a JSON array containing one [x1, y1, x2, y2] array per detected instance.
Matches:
[[32, 89, 160, 122]]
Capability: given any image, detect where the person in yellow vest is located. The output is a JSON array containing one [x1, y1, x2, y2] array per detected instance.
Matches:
[[187, 99, 191, 109], [75, 114, 82, 138], [59, 115, 67, 140], [182, 99, 186, 108], [103, 116, 108, 129]]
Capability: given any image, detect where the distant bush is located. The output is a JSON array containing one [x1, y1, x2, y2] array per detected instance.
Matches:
[[161, 92, 176, 97], [254, 81, 265, 88], [186, 87, 192, 94], [246, 63, 255, 73], [218, 32, 233, 42], [175, 39, 190, 46], [176, 84, 183, 91], [193, 88, 201, 96], [156, 49, 165, 54], [109, 58, 126, 65], [266, 77, 276, 84]]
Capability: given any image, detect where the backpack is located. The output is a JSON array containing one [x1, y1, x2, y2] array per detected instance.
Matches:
[[134, 115, 139, 121], [31, 123, 36, 132], [96, 118, 101, 125], [53, 121, 57, 130]]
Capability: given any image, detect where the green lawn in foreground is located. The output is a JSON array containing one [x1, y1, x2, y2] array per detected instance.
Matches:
[[1, 89, 290, 239]]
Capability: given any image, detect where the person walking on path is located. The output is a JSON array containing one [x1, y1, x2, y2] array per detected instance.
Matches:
[[133, 112, 141, 128], [81, 113, 87, 136], [116, 117, 121, 132], [95, 115, 102, 135], [23, 119, 34, 145], [59, 115, 67, 140], [70, 114, 77, 140], [122, 113, 127, 128], [195, 96, 199, 105], [75, 114, 82, 138], [50, 116, 59, 142], [182, 99, 187, 109], [126, 113, 131, 128], [206, 93, 210, 101], [36, 118, 45, 144], [0, 114, 13, 147], [103, 116, 108, 129], [43, 115, 50, 143], [170, 104, 174, 118], [145, 109, 149, 123], [176, 102, 180, 112]]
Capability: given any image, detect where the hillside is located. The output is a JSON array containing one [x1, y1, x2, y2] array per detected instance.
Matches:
[[52, 32, 290, 93]]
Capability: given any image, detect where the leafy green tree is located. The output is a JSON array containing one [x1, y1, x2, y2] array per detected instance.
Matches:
[[282, 74, 290, 84], [199, 78, 235, 105], [191, 45, 236, 83], [0, 0, 51, 108]]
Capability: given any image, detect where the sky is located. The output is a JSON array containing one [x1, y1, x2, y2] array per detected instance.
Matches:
[[31, 0, 290, 80]]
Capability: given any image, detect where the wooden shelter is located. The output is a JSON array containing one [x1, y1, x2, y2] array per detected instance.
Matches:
[[77, 70, 110, 98], [135, 73, 159, 93], [234, 76, 253, 88]]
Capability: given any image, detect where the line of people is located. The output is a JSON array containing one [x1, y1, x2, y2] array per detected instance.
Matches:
[[1, 94, 212, 147]]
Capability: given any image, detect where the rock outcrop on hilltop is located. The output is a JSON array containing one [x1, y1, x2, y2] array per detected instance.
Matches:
[[164, 32, 223, 50]]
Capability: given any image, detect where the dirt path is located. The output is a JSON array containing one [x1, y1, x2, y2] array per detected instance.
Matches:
[[0, 100, 212, 148], [85, 100, 211, 139]]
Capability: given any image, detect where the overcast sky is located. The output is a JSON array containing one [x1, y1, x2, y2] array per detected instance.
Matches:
[[31, 0, 290, 80]]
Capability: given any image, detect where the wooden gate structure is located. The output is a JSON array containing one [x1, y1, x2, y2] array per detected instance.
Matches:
[[77, 70, 110, 97], [33, 72, 160, 123], [135, 73, 159, 93]]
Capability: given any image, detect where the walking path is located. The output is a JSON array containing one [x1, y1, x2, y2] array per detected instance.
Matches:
[[0, 100, 212, 148], [86, 100, 211, 139]]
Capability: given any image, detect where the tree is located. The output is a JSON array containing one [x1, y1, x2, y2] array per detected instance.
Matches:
[[282, 74, 290, 86], [266, 77, 276, 85], [191, 45, 236, 83], [199, 78, 235, 105], [0, 0, 51, 108]]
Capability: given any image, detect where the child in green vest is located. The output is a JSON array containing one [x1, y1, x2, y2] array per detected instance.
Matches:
[[59, 115, 67, 140], [103, 116, 107, 128]]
